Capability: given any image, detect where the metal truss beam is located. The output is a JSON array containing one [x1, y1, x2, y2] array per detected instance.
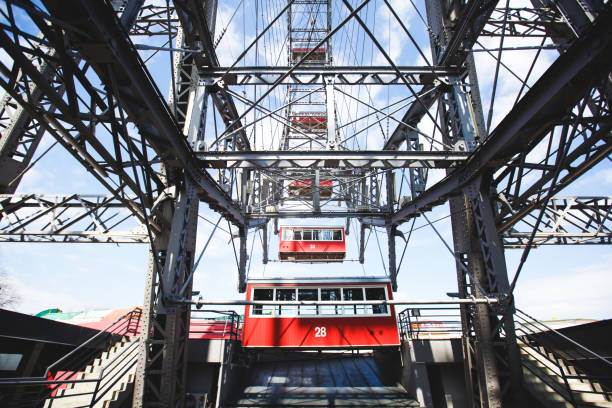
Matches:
[[134, 180, 198, 407], [250, 211, 385, 220], [493, 71, 610, 231], [197, 150, 469, 169], [438, 0, 498, 66], [0, 50, 56, 195], [0, 1, 153, 199], [480, 6, 567, 39], [0, 191, 272, 243], [204, 66, 456, 86], [0, 194, 147, 243], [383, 0, 497, 153], [174, 0, 250, 152], [502, 196, 612, 247], [128, 4, 180, 37], [28, 0, 246, 226], [391, 8, 612, 225]]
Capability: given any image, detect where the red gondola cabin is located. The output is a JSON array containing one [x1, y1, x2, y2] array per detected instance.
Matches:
[[288, 179, 332, 197], [291, 115, 327, 131], [242, 277, 400, 348], [291, 47, 327, 64], [279, 226, 345, 262]]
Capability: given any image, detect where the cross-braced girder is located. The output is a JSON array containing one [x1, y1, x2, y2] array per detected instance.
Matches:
[[0, 194, 148, 243], [391, 8, 612, 225], [502, 196, 612, 247]]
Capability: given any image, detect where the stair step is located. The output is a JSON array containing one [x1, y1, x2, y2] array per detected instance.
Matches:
[[521, 350, 612, 407], [45, 337, 139, 408], [522, 360, 610, 400], [522, 360, 597, 391], [520, 348, 566, 375]]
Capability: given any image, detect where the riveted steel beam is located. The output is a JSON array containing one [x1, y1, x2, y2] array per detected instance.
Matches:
[[197, 150, 469, 169]]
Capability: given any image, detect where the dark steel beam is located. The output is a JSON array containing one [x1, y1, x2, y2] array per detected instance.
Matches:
[[174, 0, 251, 151], [0, 194, 148, 243], [502, 196, 612, 247], [40, 0, 245, 226], [391, 8, 612, 225], [197, 150, 469, 169], [202, 66, 457, 86], [383, 1, 498, 152], [438, 0, 499, 66], [249, 211, 386, 220]]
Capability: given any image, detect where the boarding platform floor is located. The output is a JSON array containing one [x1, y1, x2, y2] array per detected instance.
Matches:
[[226, 353, 420, 406]]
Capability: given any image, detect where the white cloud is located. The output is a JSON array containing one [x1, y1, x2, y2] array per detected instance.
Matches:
[[594, 168, 612, 184], [514, 256, 612, 320]]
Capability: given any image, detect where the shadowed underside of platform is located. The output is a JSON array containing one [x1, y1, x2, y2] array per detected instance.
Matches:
[[227, 355, 420, 406]]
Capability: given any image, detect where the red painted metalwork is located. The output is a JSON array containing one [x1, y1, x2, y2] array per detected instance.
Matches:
[[279, 226, 345, 261], [242, 278, 400, 348]]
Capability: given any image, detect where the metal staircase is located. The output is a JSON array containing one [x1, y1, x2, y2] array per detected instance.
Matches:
[[44, 336, 139, 408], [515, 309, 612, 407], [0, 308, 141, 408]]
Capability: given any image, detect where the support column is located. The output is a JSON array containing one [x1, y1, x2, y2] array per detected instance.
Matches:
[[423, 0, 523, 404], [465, 176, 523, 406], [359, 223, 366, 264], [133, 11, 205, 404], [387, 224, 397, 292], [262, 224, 268, 264], [238, 226, 247, 293], [386, 170, 397, 291], [369, 172, 380, 208], [406, 131, 426, 199], [313, 170, 321, 212], [325, 78, 338, 149], [133, 179, 199, 407]]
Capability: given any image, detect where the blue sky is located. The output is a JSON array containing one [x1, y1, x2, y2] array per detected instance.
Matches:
[[1, 0, 610, 321]]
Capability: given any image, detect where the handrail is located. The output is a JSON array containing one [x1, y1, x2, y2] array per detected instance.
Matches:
[[398, 306, 462, 339], [191, 309, 241, 341], [514, 331, 578, 406], [514, 309, 612, 406], [0, 308, 246, 407], [91, 338, 140, 405], [0, 307, 142, 408], [45, 307, 141, 377], [519, 355, 578, 406], [516, 308, 612, 368]]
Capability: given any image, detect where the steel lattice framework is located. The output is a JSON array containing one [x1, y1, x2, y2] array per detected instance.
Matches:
[[0, 0, 610, 407]]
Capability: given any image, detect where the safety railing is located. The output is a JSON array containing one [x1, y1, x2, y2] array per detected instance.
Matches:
[[398, 306, 462, 340], [397, 305, 612, 406], [0, 307, 141, 408], [190, 309, 242, 341], [88, 336, 140, 406], [514, 308, 612, 407]]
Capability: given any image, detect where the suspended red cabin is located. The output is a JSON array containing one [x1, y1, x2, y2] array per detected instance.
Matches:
[[291, 47, 327, 63], [290, 115, 327, 131], [279, 226, 345, 262], [242, 277, 400, 348], [288, 179, 332, 197]]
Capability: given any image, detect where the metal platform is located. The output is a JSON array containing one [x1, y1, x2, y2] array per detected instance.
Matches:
[[226, 354, 420, 406]]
